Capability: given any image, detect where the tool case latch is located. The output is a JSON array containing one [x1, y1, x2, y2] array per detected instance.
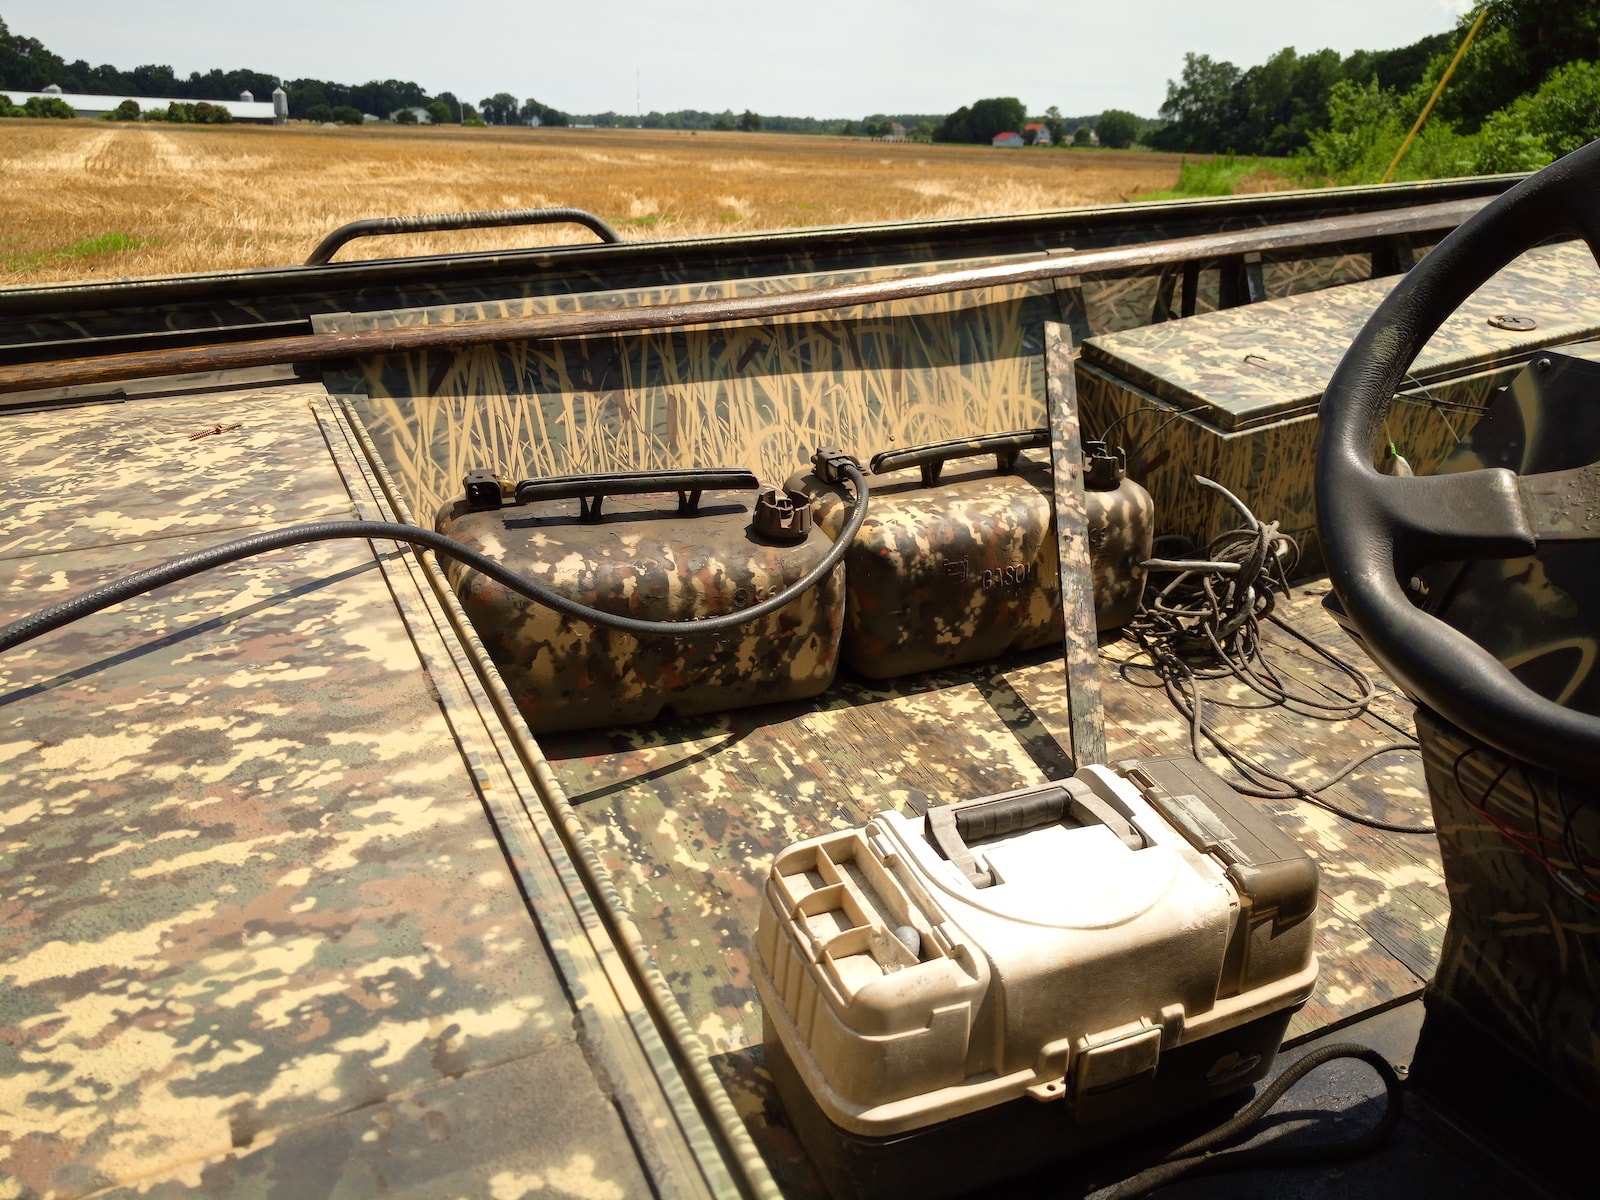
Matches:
[[1071, 1019, 1161, 1124]]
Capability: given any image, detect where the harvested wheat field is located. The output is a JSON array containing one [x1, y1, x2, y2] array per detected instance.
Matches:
[[0, 120, 1197, 286]]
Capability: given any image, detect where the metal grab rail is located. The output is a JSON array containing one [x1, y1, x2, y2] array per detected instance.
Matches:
[[2, 197, 1492, 397], [304, 206, 621, 266]]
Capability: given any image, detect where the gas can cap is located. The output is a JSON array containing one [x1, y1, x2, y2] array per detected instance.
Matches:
[[1082, 440, 1127, 490], [752, 487, 813, 541], [464, 467, 506, 510]]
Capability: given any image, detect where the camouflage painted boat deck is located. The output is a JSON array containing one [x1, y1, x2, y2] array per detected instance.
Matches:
[[0, 379, 1447, 1200], [338, 265, 1437, 1192], [1, 281, 1443, 1197], [539, 586, 1442, 1192], [0, 379, 730, 1199]]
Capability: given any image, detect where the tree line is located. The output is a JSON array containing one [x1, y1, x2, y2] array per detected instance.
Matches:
[[931, 99, 1149, 149], [0, 16, 568, 127], [2, 13, 1118, 144], [1147, 37, 1452, 156], [1, 19, 282, 107], [13, 1, 1589, 182], [1148, 1, 1600, 180], [562, 110, 950, 136]]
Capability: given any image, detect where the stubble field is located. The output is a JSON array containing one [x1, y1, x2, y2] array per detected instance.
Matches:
[[0, 121, 1196, 286]]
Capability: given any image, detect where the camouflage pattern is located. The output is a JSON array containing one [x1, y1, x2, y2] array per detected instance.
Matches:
[[1393, 344, 1600, 1110], [0, 382, 728, 1199], [535, 581, 1443, 1189], [0, 179, 1543, 1198], [1082, 241, 1600, 432], [1045, 321, 1109, 768], [435, 484, 846, 733], [316, 214, 1500, 537], [791, 444, 1066, 680], [339, 278, 1058, 529], [1076, 240, 1600, 573], [1082, 472, 1155, 631], [790, 431, 1150, 683], [0, 178, 1507, 352], [1083, 245, 1428, 335], [1413, 707, 1600, 1101], [330, 400, 771, 1199]]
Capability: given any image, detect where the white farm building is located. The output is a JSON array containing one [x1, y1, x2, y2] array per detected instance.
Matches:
[[1, 85, 284, 123]]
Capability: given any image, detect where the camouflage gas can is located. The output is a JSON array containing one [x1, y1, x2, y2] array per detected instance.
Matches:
[[790, 431, 1151, 681], [436, 467, 845, 733], [1081, 439, 1155, 631]]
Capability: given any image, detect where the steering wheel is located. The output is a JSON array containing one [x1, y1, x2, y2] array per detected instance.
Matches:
[[1317, 139, 1600, 778]]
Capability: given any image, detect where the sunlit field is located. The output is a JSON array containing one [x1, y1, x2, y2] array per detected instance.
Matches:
[[0, 120, 1198, 286]]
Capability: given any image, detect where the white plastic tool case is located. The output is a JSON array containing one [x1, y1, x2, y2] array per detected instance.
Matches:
[[753, 756, 1319, 1199]]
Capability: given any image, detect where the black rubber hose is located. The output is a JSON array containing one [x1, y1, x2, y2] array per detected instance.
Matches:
[[0, 464, 869, 654], [1091, 1043, 1405, 1199]]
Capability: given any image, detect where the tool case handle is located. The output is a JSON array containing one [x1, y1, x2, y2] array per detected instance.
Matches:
[[511, 467, 759, 522], [925, 781, 1144, 889], [869, 428, 1048, 487]]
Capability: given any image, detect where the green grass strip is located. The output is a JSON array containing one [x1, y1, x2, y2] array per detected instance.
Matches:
[[3, 231, 150, 273], [1139, 155, 1302, 201]]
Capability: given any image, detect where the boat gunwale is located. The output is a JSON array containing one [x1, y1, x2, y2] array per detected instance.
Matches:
[[0, 197, 1501, 399], [0, 175, 1525, 314]]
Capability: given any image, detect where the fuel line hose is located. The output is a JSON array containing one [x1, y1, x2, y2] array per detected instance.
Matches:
[[0, 461, 869, 655], [1090, 1043, 1405, 1199]]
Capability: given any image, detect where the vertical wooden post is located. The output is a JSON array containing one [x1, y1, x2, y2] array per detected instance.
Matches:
[[1044, 321, 1107, 766]]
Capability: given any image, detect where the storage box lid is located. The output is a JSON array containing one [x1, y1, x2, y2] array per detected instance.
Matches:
[[1079, 240, 1600, 431], [1114, 756, 1318, 929]]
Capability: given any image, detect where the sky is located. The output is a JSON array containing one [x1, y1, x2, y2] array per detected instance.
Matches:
[[4, 1, 1479, 119]]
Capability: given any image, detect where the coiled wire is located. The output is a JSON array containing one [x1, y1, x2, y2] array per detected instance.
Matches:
[[1122, 476, 1431, 834]]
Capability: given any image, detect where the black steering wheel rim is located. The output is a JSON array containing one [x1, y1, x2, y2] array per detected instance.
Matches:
[[1316, 139, 1600, 777]]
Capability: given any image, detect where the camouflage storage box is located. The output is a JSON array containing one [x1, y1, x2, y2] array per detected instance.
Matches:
[[754, 756, 1319, 1200], [1075, 240, 1600, 574], [436, 468, 846, 733], [791, 431, 1151, 681]]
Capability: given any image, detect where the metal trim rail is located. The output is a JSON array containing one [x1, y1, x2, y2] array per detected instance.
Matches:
[[0, 198, 1489, 397]]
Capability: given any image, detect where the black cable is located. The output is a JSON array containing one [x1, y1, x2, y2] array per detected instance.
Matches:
[[1131, 637, 1430, 833], [0, 463, 870, 655], [1090, 1043, 1405, 1200], [1122, 475, 1433, 833], [1122, 412, 1189, 464], [1558, 777, 1600, 900], [1099, 402, 1177, 445]]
